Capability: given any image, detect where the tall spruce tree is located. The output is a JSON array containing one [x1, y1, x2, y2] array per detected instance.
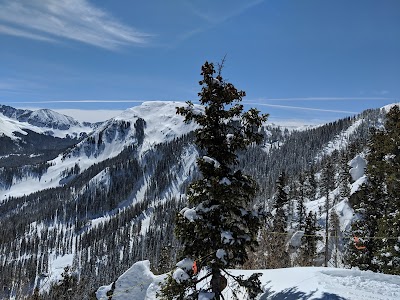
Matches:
[[338, 155, 351, 199], [298, 211, 320, 266], [321, 159, 335, 267], [159, 61, 268, 299], [304, 166, 317, 201], [296, 173, 307, 230], [265, 172, 290, 269]]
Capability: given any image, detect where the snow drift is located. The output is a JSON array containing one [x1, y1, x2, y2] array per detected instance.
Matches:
[[96, 260, 400, 300]]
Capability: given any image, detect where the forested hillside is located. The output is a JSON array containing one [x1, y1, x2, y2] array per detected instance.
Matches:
[[0, 101, 396, 300]]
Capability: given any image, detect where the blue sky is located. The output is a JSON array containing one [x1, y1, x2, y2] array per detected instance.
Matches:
[[0, 0, 399, 123]]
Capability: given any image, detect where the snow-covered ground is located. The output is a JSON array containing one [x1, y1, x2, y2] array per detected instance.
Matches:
[[96, 260, 400, 300]]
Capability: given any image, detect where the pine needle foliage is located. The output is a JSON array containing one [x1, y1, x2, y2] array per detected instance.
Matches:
[[158, 61, 268, 299]]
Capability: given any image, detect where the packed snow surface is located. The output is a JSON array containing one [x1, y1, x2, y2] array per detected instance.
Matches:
[[97, 260, 400, 299]]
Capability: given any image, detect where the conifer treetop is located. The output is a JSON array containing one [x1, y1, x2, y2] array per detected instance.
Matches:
[[177, 61, 268, 167]]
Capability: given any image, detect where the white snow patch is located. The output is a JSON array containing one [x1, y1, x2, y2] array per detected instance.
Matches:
[[183, 208, 198, 222], [96, 260, 159, 300], [219, 177, 231, 185], [349, 155, 367, 182], [381, 102, 400, 113], [176, 258, 194, 272], [289, 231, 304, 248], [351, 175, 367, 195], [140, 212, 151, 235], [216, 249, 227, 264], [212, 78, 222, 86], [40, 253, 74, 292], [334, 198, 355, 232], [221, 231, 234, 244], [226, 133, 234, 144], [202, 156, 221, 168], [172, 268, 190, 283]]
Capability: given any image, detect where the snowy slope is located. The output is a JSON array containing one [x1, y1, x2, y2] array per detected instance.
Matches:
[[96, 260, 400, 300], [69, 101, 199, 159], [0, 114, 27, 140]]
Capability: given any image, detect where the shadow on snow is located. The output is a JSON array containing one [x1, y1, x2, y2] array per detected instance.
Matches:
[[260, 286, 347, 300]]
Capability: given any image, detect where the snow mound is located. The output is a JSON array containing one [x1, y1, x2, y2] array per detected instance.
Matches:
[[96, 261, 400, 299], [96, 260, 163, 300]]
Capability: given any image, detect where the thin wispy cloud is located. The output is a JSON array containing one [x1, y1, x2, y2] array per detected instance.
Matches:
[[4, 99, 187, 104], [7, 100, 145, 104], [0, 24, 57, 42], [373, 90, 390, 96], [247, 97, 396, 101], [187, 0, 264, 24], [0, 0, 151, 50], [0, 78, 45, 95], [245, 102, 358, 114], [179, 0, 264, 42]]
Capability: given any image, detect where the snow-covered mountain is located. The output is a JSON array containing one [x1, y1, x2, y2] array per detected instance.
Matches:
[[0, 105, 98, 170], [0, 101, 199, 201], [0, 104, 95, 139]]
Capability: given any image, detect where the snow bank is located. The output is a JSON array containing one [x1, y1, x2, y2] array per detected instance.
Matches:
[[97, 261, 400, 300], [96, 260, 163, 300]]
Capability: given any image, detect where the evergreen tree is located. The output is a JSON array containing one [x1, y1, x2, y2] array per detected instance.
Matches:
[[375, 212, 400, 274], [265, 172, 290, 269], [50, 266, 77, 300], [296, 173, 307, 230], [338, 155, 351, 199], [304, 166, 317, 200], [321, 159, 335, 267], [159, 61, 268, 299], [298, 212, 320, 266], [371, 106, 400, 274], [348, 105, 400, 274], [274, 172, 288, 209]]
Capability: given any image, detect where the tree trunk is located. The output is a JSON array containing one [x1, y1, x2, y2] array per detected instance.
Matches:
[[211, 269, 227, 300]]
